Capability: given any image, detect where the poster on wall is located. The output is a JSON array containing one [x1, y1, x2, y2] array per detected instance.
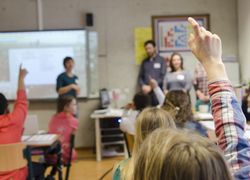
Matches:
[[152, 15, 210, 106], [152, 14, 209, 54]]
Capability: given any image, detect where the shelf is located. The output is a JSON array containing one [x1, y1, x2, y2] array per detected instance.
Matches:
[[101, 141, 125, 145], [101, 134, 124, 138]]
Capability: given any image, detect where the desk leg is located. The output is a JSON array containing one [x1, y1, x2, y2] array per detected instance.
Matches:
[[95, 118, 101, 162]]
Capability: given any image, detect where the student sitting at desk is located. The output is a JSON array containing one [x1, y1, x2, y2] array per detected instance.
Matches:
[[149, 77, 208, 137], [114, 107, 176, 180], [119, 92, 151, 135], [133, 17, 250, 180], [45, 95, 79, 164], [0, 65, 45, 180]]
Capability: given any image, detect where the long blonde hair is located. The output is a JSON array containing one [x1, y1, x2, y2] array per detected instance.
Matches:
[[115, 107, 176, 180], [133, 128, 233, 180]]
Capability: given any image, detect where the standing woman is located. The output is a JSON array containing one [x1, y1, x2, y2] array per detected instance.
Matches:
[[56, 57, 81, 98], [162, 53, 192, 95]]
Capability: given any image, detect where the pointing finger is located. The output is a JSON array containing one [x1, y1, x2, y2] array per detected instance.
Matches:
[[188, 17, 201, 37]]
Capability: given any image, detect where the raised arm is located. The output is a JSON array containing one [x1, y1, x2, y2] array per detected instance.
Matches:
[[188, 17, 250, 179], [12, 65, 29, 125], [149, 76, 165, 107]]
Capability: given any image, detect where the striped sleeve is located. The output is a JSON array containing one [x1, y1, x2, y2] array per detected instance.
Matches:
[[208, 78, 250, 179]]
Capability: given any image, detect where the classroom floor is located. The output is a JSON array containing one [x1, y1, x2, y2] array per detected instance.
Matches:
[[32, 148, 124, 180]]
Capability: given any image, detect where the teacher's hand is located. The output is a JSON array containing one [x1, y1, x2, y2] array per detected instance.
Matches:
[[142, 85, 151, 94], [71, 84, 81, 91]]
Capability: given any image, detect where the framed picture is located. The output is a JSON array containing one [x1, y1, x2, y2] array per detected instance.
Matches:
[[152, 14, 209, 53]]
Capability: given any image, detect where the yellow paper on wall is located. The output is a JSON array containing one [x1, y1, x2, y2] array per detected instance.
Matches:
[[135, 28, 152, 65]]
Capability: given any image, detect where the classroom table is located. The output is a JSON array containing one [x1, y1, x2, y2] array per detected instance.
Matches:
[[90, 109, 128, 162], [22, 134, 62, 180], [194, 112, 213, 121]]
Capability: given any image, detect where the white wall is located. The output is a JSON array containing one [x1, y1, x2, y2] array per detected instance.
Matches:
[[0, 0, 238, 147], [237, 0, 250, 82]]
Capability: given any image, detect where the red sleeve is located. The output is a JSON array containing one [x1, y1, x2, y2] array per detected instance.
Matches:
[[70, 117, 79, 130], [11, 90, 28, 126]]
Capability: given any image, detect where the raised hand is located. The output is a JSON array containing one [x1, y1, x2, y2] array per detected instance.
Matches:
[[19, 64, 28, 80], [18, 64, 28, 90], [188, 17, 227, 80], [148, 75, 158, 89]]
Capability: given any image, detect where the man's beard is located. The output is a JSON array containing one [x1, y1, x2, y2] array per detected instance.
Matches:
[[148, 52, 155, 58]]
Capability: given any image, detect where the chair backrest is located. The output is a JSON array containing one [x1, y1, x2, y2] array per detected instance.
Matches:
[[67, 130, 76, 164], [0, 143, 28, 172], [124, 133, 134, 158], [23, 115, 39, 135], [65, 130, 76, 180]]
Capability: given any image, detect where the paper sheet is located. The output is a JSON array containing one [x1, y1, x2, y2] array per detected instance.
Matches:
[[27, 134, 57, 141], [21, 135, 31, 142], [199, 121, 215, 130], [134, 28, 152, 65]]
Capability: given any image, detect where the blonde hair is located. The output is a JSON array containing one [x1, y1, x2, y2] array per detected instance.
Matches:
[[115, 107, 176, 180], [133, 128, 233, 180], [161, 90, 193, 127]]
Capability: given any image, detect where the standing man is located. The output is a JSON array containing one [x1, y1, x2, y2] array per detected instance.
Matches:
[[138, 40, 166, 106]]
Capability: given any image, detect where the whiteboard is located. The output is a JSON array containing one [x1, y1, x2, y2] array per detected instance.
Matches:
[[0, 30, 95, 100]]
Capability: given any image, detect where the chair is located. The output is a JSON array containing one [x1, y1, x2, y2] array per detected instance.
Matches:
[[45, 130, 76, 180], [0, 142, 33, 180], [124, 133, 134, 158]]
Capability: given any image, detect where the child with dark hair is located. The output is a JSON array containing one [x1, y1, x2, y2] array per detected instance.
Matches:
[[0, 65, 45, 180], [119, 92, 151, 135]]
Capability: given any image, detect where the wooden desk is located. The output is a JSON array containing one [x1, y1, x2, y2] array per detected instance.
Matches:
[[22, 134, 62, 179], [90, 109, 128, 162]]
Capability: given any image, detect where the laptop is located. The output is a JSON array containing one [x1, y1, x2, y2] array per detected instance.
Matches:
[[23, 115, 39, 135]]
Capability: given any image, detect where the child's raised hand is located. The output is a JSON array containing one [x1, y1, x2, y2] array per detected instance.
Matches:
[[188, 17, 227, 80], [149, 76, 158, 89], [19, 64, 28, 80], [188, 17, 222, 65]]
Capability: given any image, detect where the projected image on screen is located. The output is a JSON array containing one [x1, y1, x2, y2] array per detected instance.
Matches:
[[0, 30, 88, 100]]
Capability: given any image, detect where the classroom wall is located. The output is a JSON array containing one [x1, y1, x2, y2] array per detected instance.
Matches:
[[237, 0, 250, 82], [1, 0, 238, 147]]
